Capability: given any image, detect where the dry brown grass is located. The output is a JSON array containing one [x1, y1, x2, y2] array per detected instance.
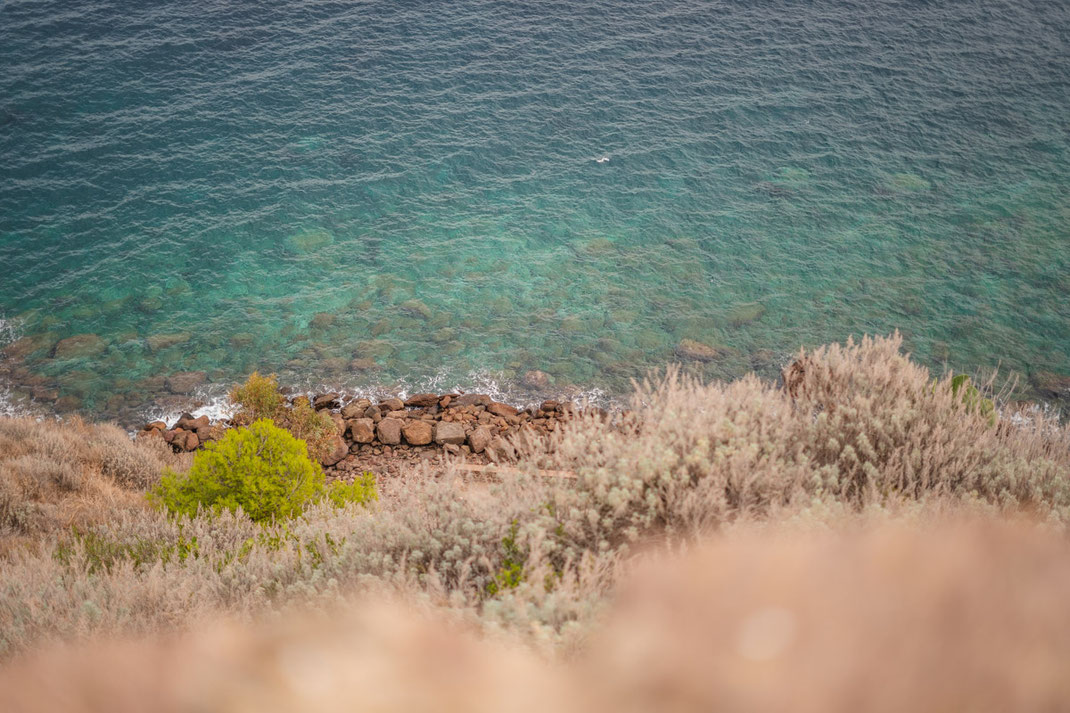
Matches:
[[2, 515, 1069, 713], [0, 417, 189, 549]]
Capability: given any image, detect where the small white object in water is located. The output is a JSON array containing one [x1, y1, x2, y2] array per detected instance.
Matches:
[[595, 155, 610, 163]]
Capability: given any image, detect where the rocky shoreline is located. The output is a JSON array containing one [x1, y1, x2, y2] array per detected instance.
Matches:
[[138, 390, 612, 480]]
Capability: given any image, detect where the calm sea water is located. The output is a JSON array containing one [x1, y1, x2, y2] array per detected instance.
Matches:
[[1, 0, 1069, 422]]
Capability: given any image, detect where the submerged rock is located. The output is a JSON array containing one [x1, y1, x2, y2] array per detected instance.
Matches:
[[399, 299, 433, 321], [52, 334, 107, 359], [674, 339, 722, 362], [726, 302, 766, 328], [522, 369, 552, 390], [230, 333, 255, 349], [5, 333, 58, 360], [348, 358, 378, 372], [166, 371, 207, 395], [430, 328, 456, 344], [147, 332, 191, 353], [310, 312, 336, 330], [886, 172, 932, 192], [286, 228, 333, 255]]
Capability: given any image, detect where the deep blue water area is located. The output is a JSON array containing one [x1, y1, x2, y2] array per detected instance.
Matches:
[[1, 0, 1069, 421]]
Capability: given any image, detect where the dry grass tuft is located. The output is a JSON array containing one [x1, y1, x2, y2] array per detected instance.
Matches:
[[0, 417, 189, 544]]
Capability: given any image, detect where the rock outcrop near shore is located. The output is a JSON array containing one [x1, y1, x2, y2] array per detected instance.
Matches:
[[141, 391, 606, 477]]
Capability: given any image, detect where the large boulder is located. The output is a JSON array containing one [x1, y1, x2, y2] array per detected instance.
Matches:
[[433, 421, 466, 445], [175, 413, 210, 431], [179, 431, 200, 451], [319, 435, 349, 467], [487, 401, 517, 418], [467, 426, 492, 454], [485, 436, 516, 463], [376, 418, 402, 445], [674, 339, 721, 362], [347, 418, 375, 443], [379, 397, 404, 412], [52, 334, 107, 359], [313, 392, 340, 410], [404, 393, 440, 408], [341, 399, 372, 419], [402, 420, 433, 446]]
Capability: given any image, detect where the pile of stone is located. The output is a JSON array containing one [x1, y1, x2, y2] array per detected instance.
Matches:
[[328, 392, 593, 464], [141, 392, 606, 473], [140, 413, 225, 452]]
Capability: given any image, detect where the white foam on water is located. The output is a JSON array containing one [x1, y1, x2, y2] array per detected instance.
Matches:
[[0, 315, 19, 346], [129, 368, 623, 431], [321, 369, 619, 412], [0, 314, 28, 418], [138, 387, 238, 429]]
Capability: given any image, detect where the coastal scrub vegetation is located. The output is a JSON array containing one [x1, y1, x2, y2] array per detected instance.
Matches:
[[10, 517, 1070, 713], [229, 371, 337, 463], [0, 417, 188, 553], [150, 419, 376, 523], [0, 334, 1068, 661]]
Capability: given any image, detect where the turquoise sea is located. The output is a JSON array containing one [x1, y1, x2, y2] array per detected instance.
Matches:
[[1, 0, 1069, 423]]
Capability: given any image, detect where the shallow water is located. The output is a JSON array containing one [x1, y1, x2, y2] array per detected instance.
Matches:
[[1, 0, 1069, 422]]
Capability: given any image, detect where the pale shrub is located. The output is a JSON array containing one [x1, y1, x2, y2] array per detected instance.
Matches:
[[2, 333, 1069, 659], [520, 333, 1070, 567], [5, 517, 1070, 713], [0, 417, 188, 540]]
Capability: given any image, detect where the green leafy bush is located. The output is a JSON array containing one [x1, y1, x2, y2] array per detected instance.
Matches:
[[326, 471, 378, 508], [150, 420, 375, 522], [486, 519, 525, 596], [230, 372, 337, 463]]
